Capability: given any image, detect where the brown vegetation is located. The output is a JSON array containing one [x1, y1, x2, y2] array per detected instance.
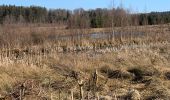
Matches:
[[0, 24, 169, 99]]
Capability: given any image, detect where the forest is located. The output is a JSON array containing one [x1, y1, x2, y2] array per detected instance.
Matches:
[[0, 5, 170, 28]]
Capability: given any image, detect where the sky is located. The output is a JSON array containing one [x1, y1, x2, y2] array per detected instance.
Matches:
[[0, 0, 170, 13]]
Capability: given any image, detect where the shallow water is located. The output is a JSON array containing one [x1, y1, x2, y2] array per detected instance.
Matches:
[[51, 32, 146, 40]]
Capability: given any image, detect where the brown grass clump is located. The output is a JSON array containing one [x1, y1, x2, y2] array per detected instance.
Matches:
[[128, 65, 160, 83], [0, 63, 65, 99], [145, 78, 170, 100], [127, 89, 141, 100], [100, 66, 133, 79]]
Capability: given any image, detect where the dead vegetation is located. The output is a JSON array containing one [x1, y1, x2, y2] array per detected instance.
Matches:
[[0, 25, 169, 99]]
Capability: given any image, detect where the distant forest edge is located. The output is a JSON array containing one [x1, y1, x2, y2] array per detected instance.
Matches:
[[0, 5, 170, 28]]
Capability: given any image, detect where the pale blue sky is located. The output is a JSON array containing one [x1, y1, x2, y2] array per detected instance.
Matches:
[[0, 0, 170, 12]]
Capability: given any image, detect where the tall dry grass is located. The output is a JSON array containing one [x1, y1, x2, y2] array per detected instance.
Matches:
[[0, 24, 169, 99]]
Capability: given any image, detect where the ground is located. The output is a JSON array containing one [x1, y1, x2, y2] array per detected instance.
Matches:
[[0, 25, 169, 100]]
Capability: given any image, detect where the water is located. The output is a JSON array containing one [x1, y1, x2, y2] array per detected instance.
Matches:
[[49, 32, 146, 40]]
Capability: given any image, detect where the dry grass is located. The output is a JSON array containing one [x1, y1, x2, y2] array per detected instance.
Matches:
[[0, 25, 169, 99]]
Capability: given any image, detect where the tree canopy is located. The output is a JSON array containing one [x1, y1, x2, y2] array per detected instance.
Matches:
[[0, 5, 170, 28]]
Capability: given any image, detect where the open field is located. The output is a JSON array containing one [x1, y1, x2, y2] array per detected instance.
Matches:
[[0, 25, 169, 100]]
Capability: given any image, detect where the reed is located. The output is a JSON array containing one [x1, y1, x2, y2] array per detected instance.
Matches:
[[0, 24, 169, 99]]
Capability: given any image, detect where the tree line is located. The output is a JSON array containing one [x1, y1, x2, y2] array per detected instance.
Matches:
[[0, 5, 170, 28]]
